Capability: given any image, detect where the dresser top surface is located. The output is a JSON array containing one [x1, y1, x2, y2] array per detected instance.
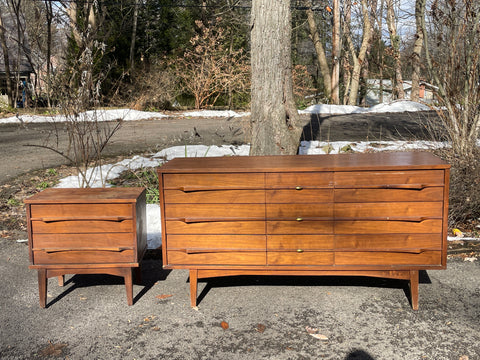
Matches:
[[25, 187, 145, 204], [158, 152, 450, 174]]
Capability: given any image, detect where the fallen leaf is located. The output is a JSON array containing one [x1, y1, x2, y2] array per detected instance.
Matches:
[[305, 326, 318, 334], [39, 341, 67, 357], [459, 356, 469, 360], [310, 333, 329, 341], [156, 294, 173, 300], [256, 323, 266, 333], [453, 228, 464, 238], [221, 321, 229, 330]]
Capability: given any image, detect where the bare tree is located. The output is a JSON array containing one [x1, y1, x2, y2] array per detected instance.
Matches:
[[250, 0, 302, 155], [386, 0, 404, 99], [0, 11, 14, 107], [424, 0, 480, 158], [344, 0, 373, 105], [410, 0, 425, 102], [331, 0, 341, 104]]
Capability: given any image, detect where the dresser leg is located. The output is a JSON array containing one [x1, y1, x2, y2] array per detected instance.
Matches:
[[123, 268, 134, 306], [189, 269, 198, 307], [410, 270, 419, 310], [38, 269, 47, 308], [57, 275, 65, 287]]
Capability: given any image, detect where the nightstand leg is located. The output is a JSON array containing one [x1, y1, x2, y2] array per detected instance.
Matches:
[[123, 268, 134, 306], [189, 269, 198, 307], [410, 270, 419, 310], [38, 269, 47, 308]]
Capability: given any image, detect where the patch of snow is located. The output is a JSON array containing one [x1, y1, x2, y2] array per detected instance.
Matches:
[[153, 144, 250, 161], [181, 110, 249, 118]]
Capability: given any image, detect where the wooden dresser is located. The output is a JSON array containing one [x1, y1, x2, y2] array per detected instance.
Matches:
[[25, 188, 147, 307], [157, 152, 450, 309]]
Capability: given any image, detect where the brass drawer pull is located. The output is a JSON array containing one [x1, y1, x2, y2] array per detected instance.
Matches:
[[295, 186, 303, 190], [297, 249, 304, 253], [296, 217, 303, 222]]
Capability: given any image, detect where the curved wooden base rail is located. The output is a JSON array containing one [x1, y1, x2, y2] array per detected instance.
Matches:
[[158, 152, 450, 310]]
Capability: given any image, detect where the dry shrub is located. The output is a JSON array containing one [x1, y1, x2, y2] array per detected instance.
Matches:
[[435, 148, 480, 228]]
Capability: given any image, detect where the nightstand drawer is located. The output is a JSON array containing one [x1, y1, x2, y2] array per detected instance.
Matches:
[[30, 204, 132, 218], [32, 233, 134, 249], [33, 248, 135, 264], [31, 219, 134, 233]]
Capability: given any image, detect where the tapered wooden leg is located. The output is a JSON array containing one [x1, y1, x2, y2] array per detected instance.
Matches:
[[57, 275, 65, 287], [189, 269, 198, 307], [410, 270, 419, 310], [123, 268, 134, 306], [38, 269, 47, 308]]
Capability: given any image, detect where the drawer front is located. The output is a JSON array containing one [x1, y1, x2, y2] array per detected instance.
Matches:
[[267, 220, 334, 234], [32, 233, 134, 249], [267, 203, 333, 219], [33, 249, 135, 264], [335, 234, 442, 251], [334, 202, 443, 219], [266, 172, 333, 188], [165, 204, 264, 221], [335, 251, 442, 266], [166, 220, 265, 235], [164, 189, 265, 204], [32, 219, 134, 234], [167, 235, 265, 251], [267, 235, 334, 250], [163, 173, 264, 190], [267, 251, 334, 265], [335, 170, 445, 187], [335, 187, 444, 202], [167, 250, 266, 265], [335, 219, 443, 234], [266, 189, 333, 203], [30, 204, 132, 218]]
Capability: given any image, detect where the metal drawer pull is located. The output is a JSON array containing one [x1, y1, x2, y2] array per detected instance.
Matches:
[[296, 217, 303, 222], [295, 186, 303, 190], [297, 249, 304, 253]]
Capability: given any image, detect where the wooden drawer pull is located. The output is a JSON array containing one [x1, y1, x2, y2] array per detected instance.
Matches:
[[35, 247, 133, 253], [34, 216, 131, 223]]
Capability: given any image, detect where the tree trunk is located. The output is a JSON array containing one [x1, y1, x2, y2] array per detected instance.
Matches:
[[250, 0, 302, 156], [129, 0, 139, 72], [347, 0, 372, 105], [386, 0, 404, 99], [411, 0, 425, 102], [306, 4, 331, 101], [0, 13, 14, 107], [331, 0, 341, 104]]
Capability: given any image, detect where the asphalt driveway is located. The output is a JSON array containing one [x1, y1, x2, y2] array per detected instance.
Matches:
[[1, 238, 479, 360]]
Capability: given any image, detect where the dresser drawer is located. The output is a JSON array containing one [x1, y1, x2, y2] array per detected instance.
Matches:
[[167, 250, 266, 265], [163, 173, 264, 190], [165, 204, 264, 221], [267, 235, 334, 250], [335, 234, 442, 250], [166, 220, 265, 235], [335, 170, 445, 187], [335, 187, 444, 202], [164, 189, 265, 204], [32, 233, 134, 249], [335, 251, 442, 266], [267, 204, 333, 219], [30, 204, 132, 218], [335, 219, 443, 234], [266, 172, 333, 188], [33, 248, 135, 264], [266, 189, 333, 203], [267, 220, 334, 234], [167, 235, 265, 251], [31, 219, 134, 234], [267, 251, 334, 265], [334, 202, 443, 219]]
